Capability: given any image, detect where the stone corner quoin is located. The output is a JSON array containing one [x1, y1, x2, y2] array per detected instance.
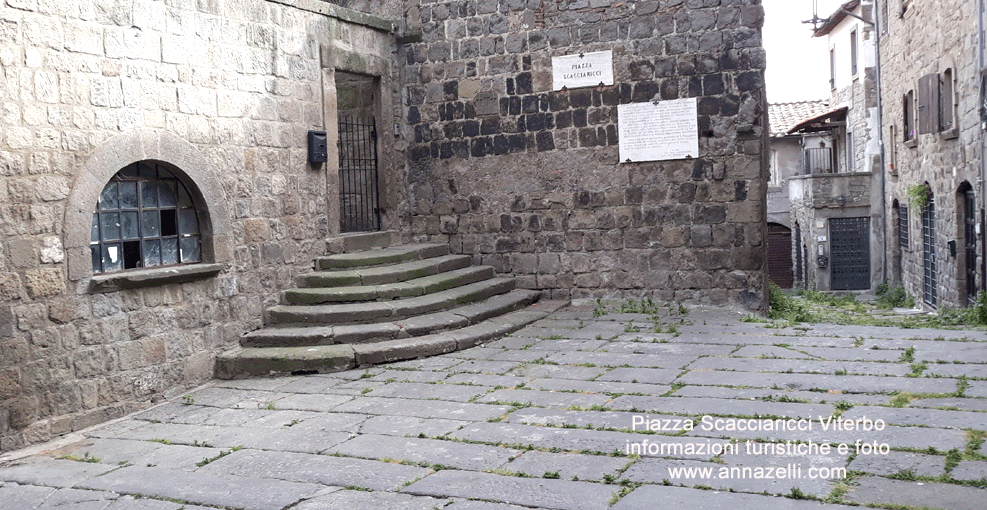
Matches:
[[0, 0, 768, 451]]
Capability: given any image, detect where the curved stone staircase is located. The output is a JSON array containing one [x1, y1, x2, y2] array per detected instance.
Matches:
[[215, 232, 567, 379]]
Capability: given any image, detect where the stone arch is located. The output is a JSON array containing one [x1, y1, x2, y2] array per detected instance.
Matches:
[[64, 129, 232, 282]]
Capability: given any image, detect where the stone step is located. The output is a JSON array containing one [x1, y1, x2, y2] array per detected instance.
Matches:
[[242, 289, 541, 348], [285, 265, 494, 304], [266, 278, 517, 326], [215, 300, 571, 379], [300, 254, 472, 288], [325, 230, 399, 254], [315, 243, 449, 270]]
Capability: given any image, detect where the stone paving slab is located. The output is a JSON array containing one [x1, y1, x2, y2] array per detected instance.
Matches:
[[34, 487, 117, 509], [364, 381, 489, 402], [621, 457, 836, 498], [687, 356, 912, 377], [443, 500, 537, 510], [847, 451, 946, 478], [607, 396, 835, 419], [402, 470, 616, 510], [610, 484, 859, 510], [844, 475, 986, 510], [507, 364, 608, 380], [267, 392, 354, 411], [477, 389, 612, 408], [525, 377, 671, 396], [593, 367, 681, 385], [542, 351, 700, 369], [677, 369, 960, 394], [730, 345, 817, 359], [446, 359, 523, 374], [443, 372, 530, 387], [907, 396, 987, 410], [452, 422, 706, 459], [842, 405, 987, 429], [496, 450, 631, 481], [506, 407, 684, 431], [332, 396, 511, 421], [598, 342, 735, 357], [327, 433, 520, 470], [295, 489, 449, 510], [671, 385, 890, 405], [0, 458, 115, 488], [0, 484, 58, 509], [198, 448, 429, 491], [76, 465, 324, 510], [526, 339, 609, 351], [951, 460, 987, 481], [686, 420, 969, 451], [358, 415, 468, 437], [797, 346, 908, 361]]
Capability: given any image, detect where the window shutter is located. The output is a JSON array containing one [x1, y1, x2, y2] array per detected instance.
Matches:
[[917, 73, 940, 135]]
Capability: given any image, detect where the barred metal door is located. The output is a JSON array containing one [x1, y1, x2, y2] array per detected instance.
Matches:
[[338, 114, 380, 233], [829, 217, 871, 290], [922, 199, 938, 306]]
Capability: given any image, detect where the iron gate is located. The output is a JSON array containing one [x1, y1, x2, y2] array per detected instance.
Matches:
[[829, 217, 871, 290], [338, 114, 380, 233], [922, 198, 938, 306]]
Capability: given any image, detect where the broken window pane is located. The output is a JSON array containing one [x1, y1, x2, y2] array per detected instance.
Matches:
[[180, 237, 201, 263]]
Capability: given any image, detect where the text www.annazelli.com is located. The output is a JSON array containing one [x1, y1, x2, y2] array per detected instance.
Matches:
[[666, 465, 847, 480]]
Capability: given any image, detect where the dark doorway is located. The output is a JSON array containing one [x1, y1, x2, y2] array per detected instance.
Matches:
[[337, 72, 380, 233], [830, 217, 871, 291], [767, 223, 794, 288]]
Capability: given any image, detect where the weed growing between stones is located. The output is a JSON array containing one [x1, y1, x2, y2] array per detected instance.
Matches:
[[876, 282, 916, 309]]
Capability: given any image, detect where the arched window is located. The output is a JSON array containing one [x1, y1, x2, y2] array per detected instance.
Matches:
[[91, 161, 202, 273]]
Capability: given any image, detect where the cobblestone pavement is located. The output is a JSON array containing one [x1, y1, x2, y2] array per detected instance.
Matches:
[[3, 304, 987, 510]]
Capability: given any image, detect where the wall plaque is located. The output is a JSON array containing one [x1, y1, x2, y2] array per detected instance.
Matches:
[[552, 50, 614, 90], [618, 98, 699, 162]]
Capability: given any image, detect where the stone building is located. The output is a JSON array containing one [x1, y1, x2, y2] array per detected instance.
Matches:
[[766, 100, 831, 288], [787, 0, 885, 293], [879, 0, 984, 310], [0, 0, 769, 450]]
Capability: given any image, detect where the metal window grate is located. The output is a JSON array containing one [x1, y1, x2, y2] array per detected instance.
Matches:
[[338, 114, 380, 233], [922, 198, 937, 306], [898, 204, 909, 248]]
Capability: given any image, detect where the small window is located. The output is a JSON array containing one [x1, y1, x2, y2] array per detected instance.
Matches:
[[846, 132, 854, 172], [770, 149, 781, 187], [940, 68, 955, 132], [880, 0, 889, 34], [888, 124, 898, 174], [903, 90, 915, 142], [850, 29, 858, 77], [91, 162, 202, 273], [829, 48, 836, 90]]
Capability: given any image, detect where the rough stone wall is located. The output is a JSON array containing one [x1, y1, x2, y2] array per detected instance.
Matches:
[[397, 0, 769, 308], [0, 0, 395, 450], [880, 0, 982, 309]]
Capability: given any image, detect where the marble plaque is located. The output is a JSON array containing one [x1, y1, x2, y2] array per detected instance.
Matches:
[[552, 50, 614, 90], [618, 98, 699, 162]]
